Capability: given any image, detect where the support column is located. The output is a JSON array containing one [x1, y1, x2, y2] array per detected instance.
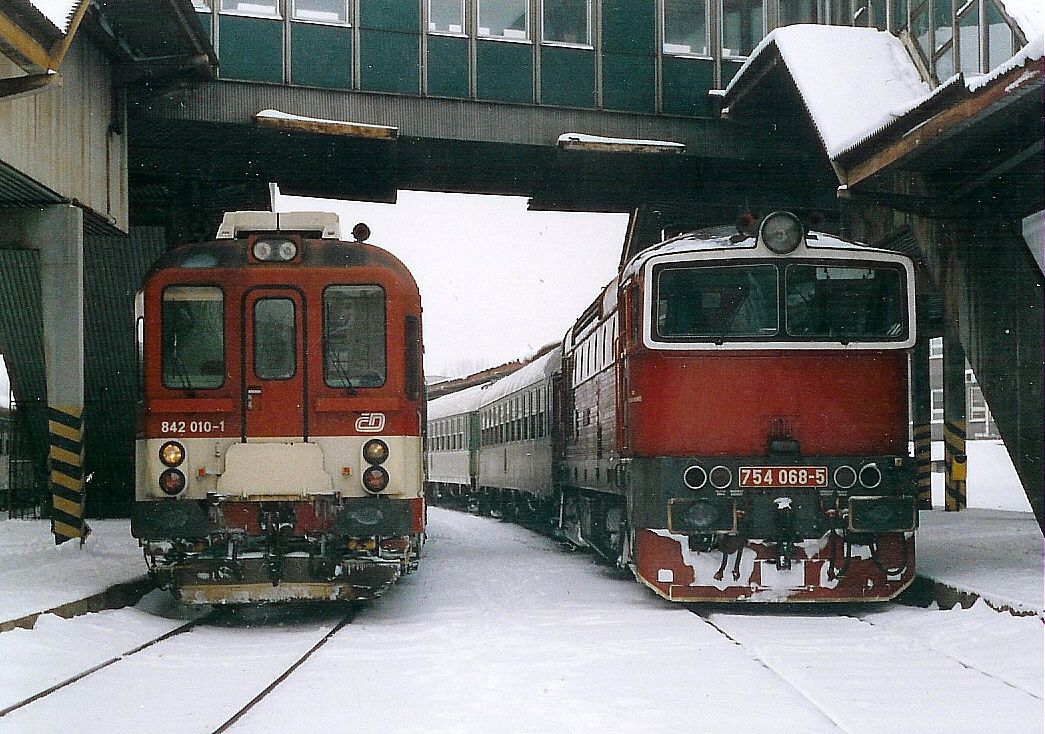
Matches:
[[942, 328, 967, 512], [911, 324, 933, 510]]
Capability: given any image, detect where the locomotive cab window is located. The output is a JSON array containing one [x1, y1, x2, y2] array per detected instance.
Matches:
[[785, 264, 908, 341], [161, 286, 225, 389], [323, 285, 386, 388], [654, 264, 778, 340]]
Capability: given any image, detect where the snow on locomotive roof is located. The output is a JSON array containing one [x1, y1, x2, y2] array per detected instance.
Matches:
[[427, 382, 491, 420], [478, 349, 562, 407], [216, 211, 341, 239], [621, 226, 900, 280]]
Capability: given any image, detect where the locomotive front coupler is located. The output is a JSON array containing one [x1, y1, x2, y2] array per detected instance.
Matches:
[[772, 497, 796, 570]]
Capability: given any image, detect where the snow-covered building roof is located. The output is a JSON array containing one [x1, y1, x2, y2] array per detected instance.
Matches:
[[427, 382, 492, 420], [996, 0, 1043, 39], [723, 25, 931, 160]]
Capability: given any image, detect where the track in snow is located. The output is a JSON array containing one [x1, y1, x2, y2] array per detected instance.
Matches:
[[692, 604, 1043, 734], [0, 604, 358, 734]]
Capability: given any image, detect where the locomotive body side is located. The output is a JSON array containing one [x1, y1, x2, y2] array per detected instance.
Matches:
[[618, 222, 918, 602], [132, 219, 425, 604]]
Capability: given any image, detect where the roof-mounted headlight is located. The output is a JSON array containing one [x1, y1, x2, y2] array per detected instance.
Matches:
[[253, 237, 297, 262], [758, 212, 804, 255]]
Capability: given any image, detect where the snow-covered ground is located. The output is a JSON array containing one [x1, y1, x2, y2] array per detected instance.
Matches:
[[929, 439, 1031, 512], [0, 519, 143, 624], [0, 508, 1039, 733]]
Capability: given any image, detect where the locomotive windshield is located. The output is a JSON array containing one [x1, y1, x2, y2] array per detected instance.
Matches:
[[161, 286, 225, 389], [323, 285, 386, 388], [785, 264, 907, 340], [652, 260, 910, 344], [656, 264, 778, 339]]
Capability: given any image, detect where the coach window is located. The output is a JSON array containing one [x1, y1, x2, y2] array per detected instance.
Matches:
[[663, 0, 709, 56], [655, 264, 778, 340], [254, 298, 296, 380], [478, 0, 529, 39], [323, 285, 386, 388], [220, 0, 279, 17], [161, 286, 224, 389], [721, 0, 764, 57], [430, 0, 465, 33], [543, 0, 591, 45], [292, 0, 348, 23]]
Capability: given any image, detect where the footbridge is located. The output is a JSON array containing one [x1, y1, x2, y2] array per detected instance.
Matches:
[[0, 0, 1040, 533]]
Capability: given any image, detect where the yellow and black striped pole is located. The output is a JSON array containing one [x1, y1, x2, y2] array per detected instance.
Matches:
[[48, 405, 89, 544], [911, 324, 933, 509], [943, 331, 968, 512]]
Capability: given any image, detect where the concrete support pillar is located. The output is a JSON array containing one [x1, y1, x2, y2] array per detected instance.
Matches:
[[942, 328, 968, 512], [910, 311, 933, 510], [3, 205, 88, 543]]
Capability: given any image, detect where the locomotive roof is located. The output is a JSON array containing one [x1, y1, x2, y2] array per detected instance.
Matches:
[[620, 225, 907, 280], [478, 348, 562, 408], [142, 238, 418, 288], [427, 382, 492, 420]]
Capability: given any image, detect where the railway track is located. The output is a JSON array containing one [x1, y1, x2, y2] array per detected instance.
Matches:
[[0, 604, 358, 734], [689, 603, 1042, 734]]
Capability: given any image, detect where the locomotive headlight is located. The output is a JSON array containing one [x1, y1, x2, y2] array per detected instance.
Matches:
[[709, 465, 733, 490], [276, 240, 297, 261], [683, 465, 708, 490], [833, 465, 857, 489], [758, 211, 804, 255], [362, 466, 390, 494], [159, 468, 186, 495], [859, 463, 883, 489], [252, 238, 297, 262], [252, 240, 273, 260], [159, 441, 185, 467], [362, 439, 389, 465]]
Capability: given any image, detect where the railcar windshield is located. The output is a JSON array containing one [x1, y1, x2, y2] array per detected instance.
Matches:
[[323, 285, 386, 388], [161, 286, 224, 389], [655, 264, 779, 339], [785, 264, 908, 341]]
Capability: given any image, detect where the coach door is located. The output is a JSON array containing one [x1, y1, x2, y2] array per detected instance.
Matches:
[[242, 287, 306, 440]]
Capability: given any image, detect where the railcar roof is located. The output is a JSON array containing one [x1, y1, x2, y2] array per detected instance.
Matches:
[[478, 348, 562, 408], [427, 382, 491, 420], [621, 226, 904, 280]]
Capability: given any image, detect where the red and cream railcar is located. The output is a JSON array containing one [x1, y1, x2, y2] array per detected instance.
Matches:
[[564, 212, 918, 602], [131, 212, 425, 604]]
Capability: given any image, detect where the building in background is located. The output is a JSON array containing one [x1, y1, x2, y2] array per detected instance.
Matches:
[[928, 338, 998, 440]]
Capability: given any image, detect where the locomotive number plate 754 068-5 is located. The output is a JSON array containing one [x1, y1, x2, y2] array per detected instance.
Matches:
[[739, 467, 828, 488]]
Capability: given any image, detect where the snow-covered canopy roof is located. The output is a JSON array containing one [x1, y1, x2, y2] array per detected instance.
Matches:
[[996, 0, 1043, 39], [427, 382, 492, 420], [723, 25, 931, 160], [29, 0, 80, 33]]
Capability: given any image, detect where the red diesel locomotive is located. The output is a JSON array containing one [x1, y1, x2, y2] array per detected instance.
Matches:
[[131, 211, 425, 604], [430, 212, 918, 602]]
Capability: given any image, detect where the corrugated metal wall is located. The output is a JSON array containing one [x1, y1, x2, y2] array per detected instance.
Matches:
[[0, 227, 166, 517]]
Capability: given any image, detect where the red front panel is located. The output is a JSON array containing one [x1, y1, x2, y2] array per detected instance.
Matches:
[[624, 351, 908, 457]]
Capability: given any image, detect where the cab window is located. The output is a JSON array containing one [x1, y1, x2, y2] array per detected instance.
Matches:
[[323, 285, 386, 388], [161, 286, 225, 389]]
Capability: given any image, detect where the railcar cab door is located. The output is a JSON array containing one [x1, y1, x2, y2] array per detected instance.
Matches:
[[242, 287, 306, 441]]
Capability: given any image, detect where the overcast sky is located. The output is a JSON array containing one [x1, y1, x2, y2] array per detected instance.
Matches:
[[275, 190, 628, 378], [0, 192, 628, 400]]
